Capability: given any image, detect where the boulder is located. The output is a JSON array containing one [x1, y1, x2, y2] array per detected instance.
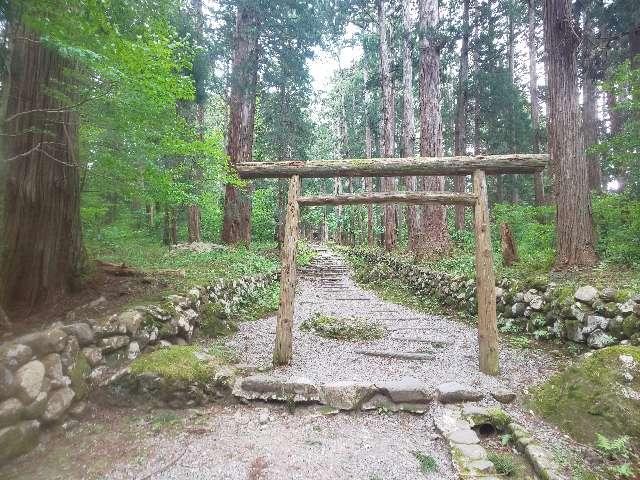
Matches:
[[22, 392, 48, 420], [41, 353, 64, 383], [60, 335, 80, 371], [116, 310, 145, 336], [436, 382, 484, 403], [61, 323, 94, 347], [317, 381, 376, 410], [583, 315, 609, 335], [490, 387, 517, 404], [452, 443, 487, 461], [0, 343, 33, 370], [127, 342, 140, 360], [378, 377, 433, 404], [14, 360, 45, 404], [81, 347, 104, 367], [0, 367, 16, 400], [99, 335, 130, 353], [512, 302, 526, 317], [14, 328, 67, 356], [0, 420, 40, 463], [233, 375, 319, 403], [447, 428, 480, 444], [575, 285, 598, 304], [587, 330, 616, 349], [600, 287, 617, 302], [620, 300, 636, 315], [570, 303, 587, 322], [0, 398, 24, 428], [42, 387, 75, 423]]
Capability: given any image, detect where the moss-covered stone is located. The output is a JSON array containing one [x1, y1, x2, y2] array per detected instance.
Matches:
[[622, 314, 640, 338], [129, 346, 224, 384], [68, 353, 91, 400], [527, 345, 640, 443], [300, 313, 385, 341], [200, 302, 238, 337]]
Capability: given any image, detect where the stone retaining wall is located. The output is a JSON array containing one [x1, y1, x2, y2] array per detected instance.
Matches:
[[0, 271, 278, 464], [349, 248, 640, 349]]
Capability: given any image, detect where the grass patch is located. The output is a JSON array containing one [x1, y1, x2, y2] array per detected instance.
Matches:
[[412, 451, 438, 474], [130, 345, 233, 383], [487, 452, 518, 476], [300, 312, 385, 341]]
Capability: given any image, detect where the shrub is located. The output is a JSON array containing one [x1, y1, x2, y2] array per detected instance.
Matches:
[[487, 452, 518, 476]]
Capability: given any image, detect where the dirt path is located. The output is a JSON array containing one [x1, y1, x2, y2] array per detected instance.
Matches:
[[1, 245, 570, 480]]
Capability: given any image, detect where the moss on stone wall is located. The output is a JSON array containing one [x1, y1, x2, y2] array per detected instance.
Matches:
[[130, 346, 223, 383]]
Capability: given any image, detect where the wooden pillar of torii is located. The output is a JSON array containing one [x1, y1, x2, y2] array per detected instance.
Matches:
[[236, 154, 548, 375]]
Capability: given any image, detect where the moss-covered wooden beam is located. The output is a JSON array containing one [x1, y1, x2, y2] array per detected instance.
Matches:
[[235, 154, 548, 179], [298, 191, 477, 206]]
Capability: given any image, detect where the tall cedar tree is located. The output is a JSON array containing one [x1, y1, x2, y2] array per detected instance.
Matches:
[[543, 0, 598, 267], [221, 5, 260, 244], [378, 0, 397, 252], [528, 0, 546, 203], [453, 0, 470, 230], [1, 25, 83, 311], [363, 65, 375, 246], [418, 0, 450, 253], [401, 0, 420, 250], [187, 0, 206, 242]]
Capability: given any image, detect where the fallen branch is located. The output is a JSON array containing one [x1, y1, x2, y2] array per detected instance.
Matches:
[[96, 260, 186, 278], [136, 445, 188, 480]]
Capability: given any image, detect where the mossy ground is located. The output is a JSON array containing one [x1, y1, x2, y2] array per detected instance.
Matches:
[[300, 312, 385, 341], [129, 345, 232, 383], [528, 345, 640, 446]]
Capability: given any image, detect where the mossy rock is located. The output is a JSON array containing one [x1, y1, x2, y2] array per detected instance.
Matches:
[[129, 346, 228, 384], [68, 353, 91, 400], [300, 313, 385, 341], [622, 314, 640, 338], [527, 345, 640, 443], [200, 302, 238, 337]]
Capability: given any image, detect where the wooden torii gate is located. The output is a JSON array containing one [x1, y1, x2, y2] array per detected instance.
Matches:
[[236, 154, 548, 376]]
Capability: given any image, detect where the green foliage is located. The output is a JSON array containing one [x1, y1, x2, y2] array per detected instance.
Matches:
[[596, 434, 633, 460], [231, 283, 280, 322], [487, 452, 518, 476], [412, 451, 438, 474], [300, 312, 385, 341]]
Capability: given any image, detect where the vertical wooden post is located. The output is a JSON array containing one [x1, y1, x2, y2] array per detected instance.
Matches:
[[473, 169, 499, 375], [273, 175, 300, 366]]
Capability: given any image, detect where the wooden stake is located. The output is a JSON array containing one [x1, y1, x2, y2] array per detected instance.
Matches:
[[273, 175, 300, 366], [473, 169, 499, 375]]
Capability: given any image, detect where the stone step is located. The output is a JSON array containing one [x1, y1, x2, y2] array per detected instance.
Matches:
[[353, 349, 432, 361], [232, 375, 434, 412]]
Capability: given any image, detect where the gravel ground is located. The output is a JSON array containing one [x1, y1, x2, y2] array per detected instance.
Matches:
[[107, 403, 457, 480]]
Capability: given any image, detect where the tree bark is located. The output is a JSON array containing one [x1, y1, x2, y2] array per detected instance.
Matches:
[[543, 0, 598, 267], [401, 0, 419, 250], [529, 0, 546, 204], [379, 0, 397, 252], [454, 0, 470, 230], [581, 7, 601, 193], [363, 68, 375, 247], [500, 223, 519, 266], [298, 191, 477, 206], [187, 0, 205, 243], [333, 177, 343, 243], [1, 25, 84, 311], [221, 5, 259, 245], [236, 154, 548, 179], [418, 0, 449, 253], [273, 175, 300, 366]]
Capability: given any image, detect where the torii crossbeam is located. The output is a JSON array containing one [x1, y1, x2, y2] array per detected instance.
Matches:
[[236, 154, 548, 376]]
